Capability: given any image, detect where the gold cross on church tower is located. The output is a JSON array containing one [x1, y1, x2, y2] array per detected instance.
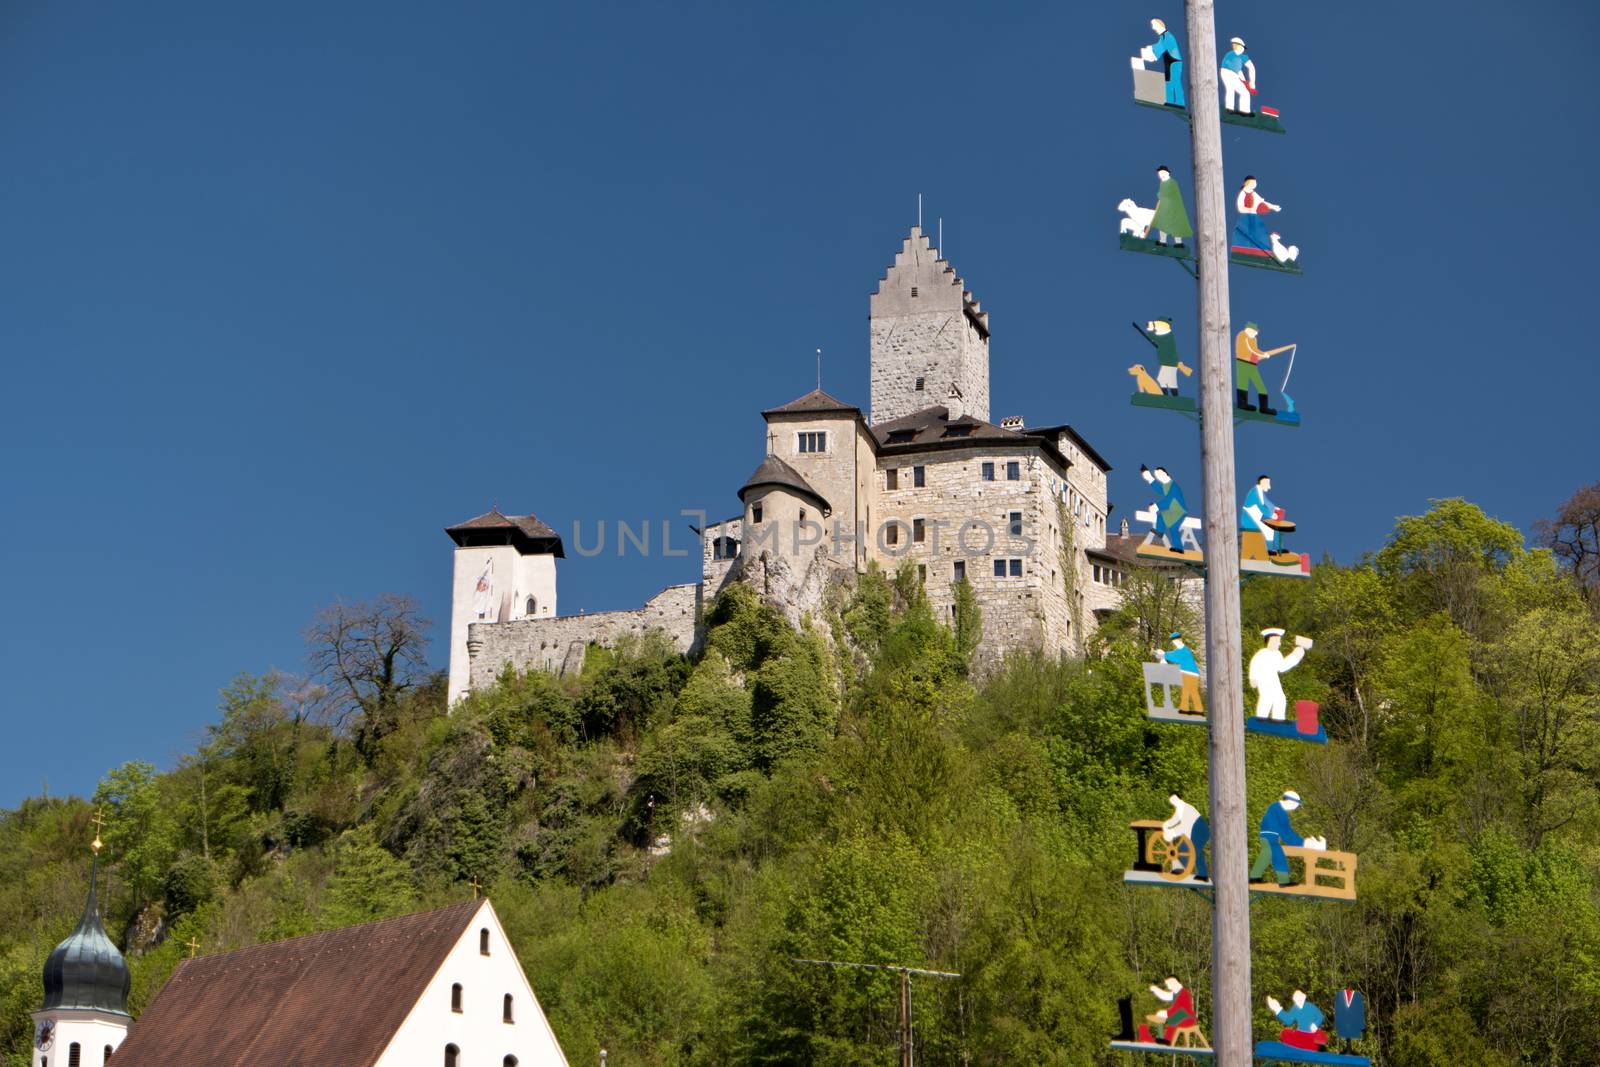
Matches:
[[90, 807, 105, 853], [469, 877, 481, 900], [185, 937, 201, 959]]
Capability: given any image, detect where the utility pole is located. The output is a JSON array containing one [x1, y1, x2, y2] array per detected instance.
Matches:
[[791, 958, 961, 1067], [1182, 2, 1250, 1064]]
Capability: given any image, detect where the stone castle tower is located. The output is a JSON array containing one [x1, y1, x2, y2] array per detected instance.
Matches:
[[869, 226, 990, 425]]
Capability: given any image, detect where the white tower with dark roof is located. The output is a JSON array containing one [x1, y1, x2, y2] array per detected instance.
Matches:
[[444, 509, 564, 706], [869, 227, 990, 425]]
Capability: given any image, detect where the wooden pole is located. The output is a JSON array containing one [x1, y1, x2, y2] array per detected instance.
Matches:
[[899, 969, 912, 1067], [1182, 2, 1251, 1065]]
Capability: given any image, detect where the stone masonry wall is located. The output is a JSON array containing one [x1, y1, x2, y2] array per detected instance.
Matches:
[[466, 582, 702, 691]]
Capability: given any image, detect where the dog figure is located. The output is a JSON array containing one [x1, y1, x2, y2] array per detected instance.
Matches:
[[1129, 364, 1165, 395], [1269, 232, 1300, 263], [1119, 198, 1155, 238]]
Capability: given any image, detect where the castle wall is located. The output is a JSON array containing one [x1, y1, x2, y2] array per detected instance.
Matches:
[[867, 444, 1077, 665], [466, 582, 701, 689]]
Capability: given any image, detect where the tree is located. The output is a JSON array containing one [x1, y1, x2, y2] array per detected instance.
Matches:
[[1311, 566, 1393, 745], [92, 762, 179, 911], [1376, 498, 1523, 639], [1534, 481, 1600, 603], [304, 594, 431, 756], [951, 577, 983, 668]]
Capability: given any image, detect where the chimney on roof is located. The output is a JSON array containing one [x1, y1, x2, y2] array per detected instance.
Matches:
[[1120, 517, 1130, 537], [945, 384, 965, 422], [1000, 415, 1025, 431]]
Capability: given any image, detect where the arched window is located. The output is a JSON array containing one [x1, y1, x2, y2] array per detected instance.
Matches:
[[103, 1047, 113, 1065], [69, 1044, 81, 1067], [444, 1045, 460, 1067], [480, 928, 491, 955], [503, 993, 514, 1023], [451, 983, 463, 1012], [525, 596, 536, 616], [504, 1057, 519, 1067]]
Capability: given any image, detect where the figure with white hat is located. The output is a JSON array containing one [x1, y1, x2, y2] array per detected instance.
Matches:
[[1248, 627, 1312, 720], [1220, 37, 1257, 115], [1250, 790, 1326, 885]]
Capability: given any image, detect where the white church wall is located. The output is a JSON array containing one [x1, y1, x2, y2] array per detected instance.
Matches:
[[373, 900, 568, 1067]]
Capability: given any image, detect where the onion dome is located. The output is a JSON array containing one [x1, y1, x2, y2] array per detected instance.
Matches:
[[42, 853, 131, 1016]]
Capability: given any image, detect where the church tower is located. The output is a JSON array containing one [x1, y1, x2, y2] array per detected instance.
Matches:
[[32, 825, 130, 1067], [869, 226, 990, 425]]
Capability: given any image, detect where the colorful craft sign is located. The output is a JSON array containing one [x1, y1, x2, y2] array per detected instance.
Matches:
[[1234, 324, 1302, 425], [1254, 989, 1371, 1065], [1119, 168, 1196, 261], [1248, 790, 1357, 901], [1143, 649, 1328, 743], [1131, 22, 1285, 133], [1110, 976, 1214, 1057], [1231, 177, 1302, 272], [1239, 476, 1310, 577], [1129, 318, 1198, 413], [1135, 464, 1203, 563], [1123, 795, 1212, 893]]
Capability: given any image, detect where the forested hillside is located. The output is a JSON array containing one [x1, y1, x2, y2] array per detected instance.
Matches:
[[3, 494, 1599, 1066]]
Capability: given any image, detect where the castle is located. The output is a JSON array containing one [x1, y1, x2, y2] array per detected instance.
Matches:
[[446, 227, 1136, 704]]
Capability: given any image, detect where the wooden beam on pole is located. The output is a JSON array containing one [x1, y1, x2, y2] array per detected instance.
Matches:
[[1182, 2, 1252, 1066]]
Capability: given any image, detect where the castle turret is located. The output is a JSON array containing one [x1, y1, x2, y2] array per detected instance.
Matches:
[[869, 227, 990, 425], [32, 831, 130, 1067], [445, 509, 564, 705]]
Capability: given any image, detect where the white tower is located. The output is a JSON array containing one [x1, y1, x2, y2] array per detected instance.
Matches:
[[869, 226, 991, 425], [32, 826, 130, 1067], [445, 509, 564, 705]]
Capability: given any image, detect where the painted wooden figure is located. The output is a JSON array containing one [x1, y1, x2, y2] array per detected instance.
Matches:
[[1231, 176, 1302, 271]]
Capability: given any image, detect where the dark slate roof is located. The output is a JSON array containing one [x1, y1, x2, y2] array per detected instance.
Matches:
[[109, 901, 484, 1067], [761, 388, 862, 417], [445, 508, 565, 557], [870, 406, 1070, 469], [738, 454, 831, 513], [42, 854, 130, 1016], [1019, 424, 1115, 473]]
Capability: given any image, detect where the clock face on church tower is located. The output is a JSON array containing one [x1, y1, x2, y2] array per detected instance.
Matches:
[[35, 1020, 54, 1050]]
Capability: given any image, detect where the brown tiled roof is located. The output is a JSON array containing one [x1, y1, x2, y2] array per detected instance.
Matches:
[[445, 508, 565, 557], [109, 901, 483, 1067], [761, 388, 861, 417], [1019, 424, 1114, 473], [871, 406, 1070, 469], [1089, 533, 1145, 565], [738, 454, 831, 513]]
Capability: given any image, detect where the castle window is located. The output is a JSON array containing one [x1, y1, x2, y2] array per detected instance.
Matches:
[[886, 468, 898, 490], [69, 1045, 81, 1067], [481, 928, 491, 955], [995, 558, 1022, 577], [752, 503, 763, 523], [797, 431, 827, 454], [913, 466, 926, 488], [981, 462, 994, 482], [1006, 461, 1020, 481], [445, 1046, 460, 1067], [452, 983, 464, 1013], [915, 376, 925, 391], [910, 286, 919, 298], [1008, 511, 1023, 537], [1010, 558, 1022, 577], [798, 508, 807, 525], [913, 518, 926, 543], [993, 559, 1006, 577], [953, 560, 965, 581], [525, 596, 536, 616], [886, 523, 900, 546], [504, 994, 515, 1023], [1093, 564, 1102, 583]]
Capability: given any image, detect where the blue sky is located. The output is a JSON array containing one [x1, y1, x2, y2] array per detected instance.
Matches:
[[2, 1, 1593, 805]]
